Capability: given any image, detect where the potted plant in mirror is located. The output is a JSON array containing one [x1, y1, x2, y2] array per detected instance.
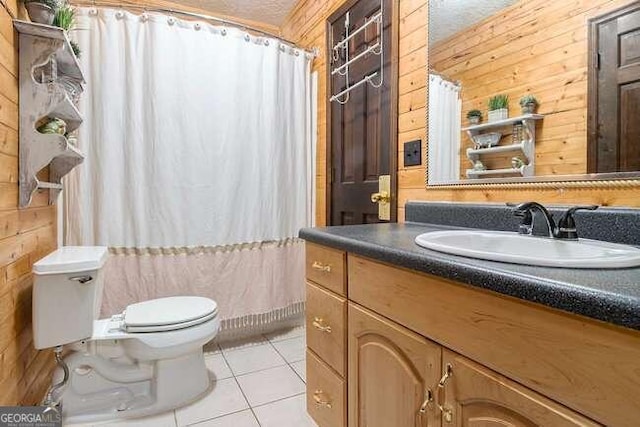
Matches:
[[23, 0, 59, 25], [466, 109, 482, 125], [488, 94, 509, 122], [519, 95, 539, 115]]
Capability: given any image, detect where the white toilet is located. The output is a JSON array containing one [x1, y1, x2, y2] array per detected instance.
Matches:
[[32, 246, 220, 424]]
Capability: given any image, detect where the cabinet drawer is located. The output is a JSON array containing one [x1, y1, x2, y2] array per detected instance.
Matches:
[[306, 281, 347, 376], [305, 242, 346, 295], [307, 349, 346, 427]]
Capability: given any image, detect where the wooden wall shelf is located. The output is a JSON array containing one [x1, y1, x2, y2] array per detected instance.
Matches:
[[464, 114, 543, 180], [14, 20, 85, 208]]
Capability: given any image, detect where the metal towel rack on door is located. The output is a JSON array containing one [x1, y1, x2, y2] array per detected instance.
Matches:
[[329, 0, 384, 104]]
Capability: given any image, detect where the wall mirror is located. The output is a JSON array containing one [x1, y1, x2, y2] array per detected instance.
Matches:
[[426, 0, 640, 186]]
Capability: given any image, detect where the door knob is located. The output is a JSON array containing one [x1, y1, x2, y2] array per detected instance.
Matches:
[[371, 191, 390, 204]]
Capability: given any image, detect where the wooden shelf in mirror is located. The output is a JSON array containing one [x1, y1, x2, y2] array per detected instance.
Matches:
[[462, 114, 543, 133]]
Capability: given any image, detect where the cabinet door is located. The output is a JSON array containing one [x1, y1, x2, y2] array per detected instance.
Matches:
[[348, 303, 442, 427], [440, 350, 600, 427]]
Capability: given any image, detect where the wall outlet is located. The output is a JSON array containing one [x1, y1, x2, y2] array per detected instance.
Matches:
[[404, 140, 422, 167]]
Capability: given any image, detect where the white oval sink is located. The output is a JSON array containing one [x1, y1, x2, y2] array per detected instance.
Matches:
[[415, 230, 640, 269]]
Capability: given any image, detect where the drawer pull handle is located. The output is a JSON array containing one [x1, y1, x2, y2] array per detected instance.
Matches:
[[312, 261, 332, 273], [418, 388, 433, 414], [313, 390, 332, 408], [437, 364, 453, 423], [312, 317, 332, 333]]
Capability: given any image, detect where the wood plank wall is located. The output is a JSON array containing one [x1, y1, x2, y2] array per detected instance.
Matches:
[[281, 0, 640, 224], [430, 0, 637, 180], [0, 0, 59, 406]]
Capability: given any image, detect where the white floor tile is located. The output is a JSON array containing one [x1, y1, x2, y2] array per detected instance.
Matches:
[[94, 411, 177, 427], [253, 394, 317, 427], [272, 336, 305, 363], [290, 360, 306, 383], [187, 410, 259, 427], [175, 378, 248, 426], [236, 365, 305, 407], [264, 326, 305, 343], [223, 343, 286, 376], [204, 353, 233, 380], [218, 336, 269, 352]]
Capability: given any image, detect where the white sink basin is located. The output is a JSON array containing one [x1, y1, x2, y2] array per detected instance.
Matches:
[[415, 230, 640, 269]]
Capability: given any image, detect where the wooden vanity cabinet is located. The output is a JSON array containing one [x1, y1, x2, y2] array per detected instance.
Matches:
[[441, 351, 598, 427], [348, 303, 441, 427], [305, 243, 640, 427]]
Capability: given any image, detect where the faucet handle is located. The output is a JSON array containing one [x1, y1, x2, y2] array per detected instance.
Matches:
[[508, 202, 557, 238], [556, 205, 598, 240], [508, 203, 533, 234]]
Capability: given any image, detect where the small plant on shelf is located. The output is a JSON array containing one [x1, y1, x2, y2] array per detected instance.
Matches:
[[22, 0, 59, 25], [511, 157, 525, 169], [466, 109, 482, 125], [53, 3, 75, 31], [519, 94, 539, 114], [487, 94, 509, 122], [52, 3, 82, 59], [69, 40, 81, 58]]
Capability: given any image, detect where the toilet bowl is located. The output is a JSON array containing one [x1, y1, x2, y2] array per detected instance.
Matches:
[[32, 247, 220, 424]]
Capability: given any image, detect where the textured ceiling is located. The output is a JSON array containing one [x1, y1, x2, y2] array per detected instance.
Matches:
[[429, 0, 519, 45], [171, 0, 299, 27]]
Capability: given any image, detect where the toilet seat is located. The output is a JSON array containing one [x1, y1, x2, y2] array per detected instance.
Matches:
[[122, 296, 218, 333]]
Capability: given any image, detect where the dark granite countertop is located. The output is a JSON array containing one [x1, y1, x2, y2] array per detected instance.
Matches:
[[299, 222, 640, 331]]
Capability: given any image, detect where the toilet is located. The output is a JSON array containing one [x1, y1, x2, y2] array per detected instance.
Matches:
[[32, 246, 220, 424]]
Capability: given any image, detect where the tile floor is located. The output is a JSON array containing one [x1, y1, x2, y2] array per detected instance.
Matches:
[[69, 325, 317, 427]]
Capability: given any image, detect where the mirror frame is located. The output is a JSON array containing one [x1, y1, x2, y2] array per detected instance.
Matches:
[[424, 3, 640, 189]]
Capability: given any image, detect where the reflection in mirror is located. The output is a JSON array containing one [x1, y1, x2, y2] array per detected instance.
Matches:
[[426, 0, 640, 186]]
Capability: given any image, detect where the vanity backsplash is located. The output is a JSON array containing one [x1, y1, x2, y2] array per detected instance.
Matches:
[[405, 201, 640, 246]]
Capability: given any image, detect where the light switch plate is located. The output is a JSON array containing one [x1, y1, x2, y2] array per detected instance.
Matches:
[[404, 140, 422, 167]]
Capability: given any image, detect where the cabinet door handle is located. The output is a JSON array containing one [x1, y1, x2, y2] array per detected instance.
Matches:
[[437, 364, 453, 423], [311, 261, 332, 273], [312, 317, 332, 333], [313, 390, 332, 408], [418, 388, 433, 414]]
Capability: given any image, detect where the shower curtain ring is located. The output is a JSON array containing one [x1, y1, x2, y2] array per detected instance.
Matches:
[[167, 11, 176, 26]]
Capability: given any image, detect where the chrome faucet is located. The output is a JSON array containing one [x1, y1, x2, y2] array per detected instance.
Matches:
[[511, 202, 598, 240]]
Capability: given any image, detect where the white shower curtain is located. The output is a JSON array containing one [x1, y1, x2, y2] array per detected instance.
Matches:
[[428, 74, 461, 184], [66, 8, 314, 331]]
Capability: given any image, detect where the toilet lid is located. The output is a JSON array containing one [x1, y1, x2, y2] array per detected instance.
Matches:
[[123, 296, 218, 332]]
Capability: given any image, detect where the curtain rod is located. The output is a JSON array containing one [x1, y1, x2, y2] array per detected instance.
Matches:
[[73, 1, 318, 56]]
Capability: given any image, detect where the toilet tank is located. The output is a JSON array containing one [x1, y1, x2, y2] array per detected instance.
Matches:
[[32, 246, 109, 349]]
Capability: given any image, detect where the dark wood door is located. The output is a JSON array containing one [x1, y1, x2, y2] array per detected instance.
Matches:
[[328, 0, 396, 225], [589, 2, 640, 173]]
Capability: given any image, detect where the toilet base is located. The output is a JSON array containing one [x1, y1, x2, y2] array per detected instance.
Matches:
[[58, 348, 211, 424]]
